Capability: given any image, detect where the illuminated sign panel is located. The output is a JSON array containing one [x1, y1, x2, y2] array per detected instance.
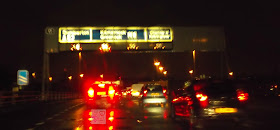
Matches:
[[59, 27, 173, 43]]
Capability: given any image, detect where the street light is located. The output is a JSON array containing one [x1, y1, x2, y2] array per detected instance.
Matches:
[[154, 61, 160, 66], [229, 72, 233, 76], [189, 70, 193, 74], [99, 43, 111, 52], [189, 70, 194, 79], [80, 74, 84, 78], [68, 76, 72, 80], [159, 66, 164, 71], [32, 72, 36, 78], [163, 71, 167, 75], [49, 77, 52, 82]]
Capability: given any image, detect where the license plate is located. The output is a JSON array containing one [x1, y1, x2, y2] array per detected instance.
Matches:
[[97, 92, 106, 95], [215, 108, 238, 113], [151, 93, 159, 96]]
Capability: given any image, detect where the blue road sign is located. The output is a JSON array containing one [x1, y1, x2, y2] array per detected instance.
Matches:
[[17, 70, 29, 85]]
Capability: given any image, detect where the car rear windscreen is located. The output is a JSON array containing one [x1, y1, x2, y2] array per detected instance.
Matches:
[[145, 85, 163, 91], [205, 82, 236, 96]]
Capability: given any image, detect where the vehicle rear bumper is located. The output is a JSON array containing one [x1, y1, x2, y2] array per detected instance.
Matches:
[[143, 98, 167, 104]]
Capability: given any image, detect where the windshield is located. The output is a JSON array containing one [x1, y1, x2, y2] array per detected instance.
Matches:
[[3, 1, 278, 130], [145, 85, 163, 92]]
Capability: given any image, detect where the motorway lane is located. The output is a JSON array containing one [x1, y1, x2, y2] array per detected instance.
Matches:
[[34, 99, 184, 130], [0, 97, 279, 130]]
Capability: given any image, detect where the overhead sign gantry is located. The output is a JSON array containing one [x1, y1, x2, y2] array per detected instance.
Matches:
[[59, 27, 173, 43]]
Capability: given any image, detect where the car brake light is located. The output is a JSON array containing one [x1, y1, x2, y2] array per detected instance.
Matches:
[[108, 86, 115, 98], [88, 88, 94, 98], [237, 91, 248, 101], [143, 90, 147, 96], [196, 93, 208, 101], [163, 89, 167, 98]]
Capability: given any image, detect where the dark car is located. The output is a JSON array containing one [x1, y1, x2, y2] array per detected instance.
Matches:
[[170, 79, 249, 128], [139, 84, 167, 107]]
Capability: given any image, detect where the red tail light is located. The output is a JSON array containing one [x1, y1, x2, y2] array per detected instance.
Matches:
[[196, 93, 208, 101], [196, 93, 208, 108], [237, 91, 249, 101], [88, 87, 94, 98], [163, 88, 167, 97], [143, 90, 147, 97], [108, 86, 115, 99]]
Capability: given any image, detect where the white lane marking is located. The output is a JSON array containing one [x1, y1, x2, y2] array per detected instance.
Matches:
[[26, 128, 34, 130], [35, 122, 45, 126], [47, 117, 53, 120], [54, 113, 60, 117]]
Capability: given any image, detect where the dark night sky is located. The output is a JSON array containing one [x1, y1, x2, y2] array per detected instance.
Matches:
[[1, 0, 280, 83]]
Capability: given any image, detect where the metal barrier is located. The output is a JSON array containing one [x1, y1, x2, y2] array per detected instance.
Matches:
[[0, 91, 82, 107]]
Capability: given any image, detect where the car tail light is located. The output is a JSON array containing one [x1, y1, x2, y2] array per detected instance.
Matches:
[[108, 86, 115, 99], [163, 88, 167, 97], [88, 87, 94, 98], [143, 90, 147, 97], [196, 93, 208, 101], [196, 93, 208, 108], [237, 91, 249, 101]]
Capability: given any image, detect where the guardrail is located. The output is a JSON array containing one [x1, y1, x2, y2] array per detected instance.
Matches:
[[0, 91, 82, 107]]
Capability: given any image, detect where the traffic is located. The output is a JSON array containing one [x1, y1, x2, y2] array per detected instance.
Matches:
[[73, 77, 276, 130]]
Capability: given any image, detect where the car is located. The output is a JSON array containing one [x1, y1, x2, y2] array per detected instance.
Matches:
[[170, 79, 249, 128], [130, 84, 145, 99], [84, 81, 121, 108], [139, 84, 168, 107]]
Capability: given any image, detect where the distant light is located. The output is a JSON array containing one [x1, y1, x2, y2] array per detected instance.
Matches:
[[127, 43, 139, 50], [79, 52, 82, 59], [49, 77, 52, 82], [229, 72, 233, 76], [99, 43, 111, 52], [100, 74, 104, 79], [193, 50, 196, 57], [71, 43, 82, 51], [108, 117, 114, 122], [200, 38, 208, 43], [159, 66, 164, 71], [108, 126, 113, 130], [192, 38, 208, 43], [189, 70, 193, 74], [68, 76, 72, 80], [110, 111, 114, 117], [163, 71, 167, 75], [80, 74, 84, 78], [32, 72, 36, 78], [75, 43, 81, 50], [154, 43, 164, 49], [154, 62, 160, 66]]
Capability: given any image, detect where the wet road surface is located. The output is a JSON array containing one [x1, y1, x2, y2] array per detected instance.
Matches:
[[0, 97, 279, 130]]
